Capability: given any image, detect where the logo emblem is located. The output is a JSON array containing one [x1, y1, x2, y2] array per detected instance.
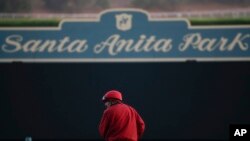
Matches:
[[115, 13, 132, 31]]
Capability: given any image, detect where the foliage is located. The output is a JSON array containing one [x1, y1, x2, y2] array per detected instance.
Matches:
[[132, 0, 177, 10], [38, 0, 110, 12], [131, 0, 250, 10], [0, 19, 60, 27], [0, 0, 250, 13], [0, 0, 110, 13], [190, 18, 250, 26], [0, 0, 32, 12], [0, 18, 250, 27]]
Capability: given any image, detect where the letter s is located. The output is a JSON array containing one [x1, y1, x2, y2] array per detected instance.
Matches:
[[2, 35, 22, 53]]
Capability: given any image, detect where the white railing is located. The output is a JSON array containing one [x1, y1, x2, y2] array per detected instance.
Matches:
[[0, 13, 97, 19], [0, 8, 249, 19], [151, 8, 250, 18]]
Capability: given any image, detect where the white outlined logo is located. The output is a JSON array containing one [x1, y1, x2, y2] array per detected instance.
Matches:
[[115, 13, 132, 31]]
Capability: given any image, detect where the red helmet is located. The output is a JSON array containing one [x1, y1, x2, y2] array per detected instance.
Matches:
[[102, 90, 123, 102]]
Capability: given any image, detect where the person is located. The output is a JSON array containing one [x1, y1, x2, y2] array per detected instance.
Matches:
[[99, 90, 145, 141]]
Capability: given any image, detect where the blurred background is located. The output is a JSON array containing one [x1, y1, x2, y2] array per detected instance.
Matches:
[[0, 1, 250, 141], [0, 0, 249, 12], [0, 0, 249, 19]]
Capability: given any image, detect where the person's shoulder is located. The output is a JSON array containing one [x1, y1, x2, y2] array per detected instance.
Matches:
[[121, 103, 138, 112], [103, 108, 114, 117], [107, 103, 128, 112], [119, 103, 132, 109], [122, 103, 134, 108], [104, 103, 122, 113]]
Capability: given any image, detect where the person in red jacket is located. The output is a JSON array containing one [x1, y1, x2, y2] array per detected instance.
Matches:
[[99, 90, 145, 141]]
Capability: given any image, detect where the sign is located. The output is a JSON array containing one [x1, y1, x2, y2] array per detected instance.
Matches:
[[230, 124, 250, 141], [0, 9, 250, 62]]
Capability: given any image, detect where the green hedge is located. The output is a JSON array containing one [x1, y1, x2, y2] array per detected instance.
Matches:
[[0, 18, 249, 27], [190, 18, 250, 26], [0, 19, 60, 27]]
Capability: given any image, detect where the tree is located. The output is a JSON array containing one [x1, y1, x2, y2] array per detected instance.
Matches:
[[42, 0, 109, 13], [132, 0, 177, 11], [0, 0, 31, 13]]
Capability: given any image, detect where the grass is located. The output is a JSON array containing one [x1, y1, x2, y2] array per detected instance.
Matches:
[[0, 18, 250, 27]]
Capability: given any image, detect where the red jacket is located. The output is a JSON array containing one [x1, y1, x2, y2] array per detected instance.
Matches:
[[99, 103, 145, 141]]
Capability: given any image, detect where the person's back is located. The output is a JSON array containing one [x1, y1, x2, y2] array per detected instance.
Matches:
[[99, 90, 145, 141]]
